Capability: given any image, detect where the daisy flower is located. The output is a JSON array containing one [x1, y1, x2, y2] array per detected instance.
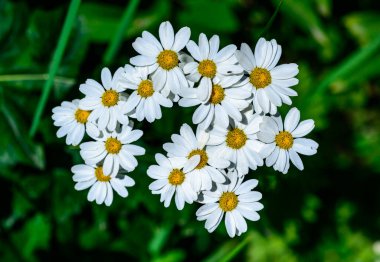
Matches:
[[179, 75, 251, 129], [258, 107, 318, 174], [72, 164, 135, 206], [52, 99, 95, 146], [147, 153, 198, 210], [235, 38, 299, 115], [184, 34, 243, 102], [206, 111, 265, 176], [130, 21, 190, 98], [79, 67, 129, 131], [79, 125, 145, 176], [163, 124, 229, 192], [196, 169, 263, 238], [118, 65, 173, 123]]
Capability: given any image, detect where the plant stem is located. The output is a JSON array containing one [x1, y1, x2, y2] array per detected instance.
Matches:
[[29, 0, 81, 137], [102, 0, 140, 65], [259, 0, 284, 38]]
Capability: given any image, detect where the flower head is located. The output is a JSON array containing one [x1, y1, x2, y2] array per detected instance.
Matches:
[[196, 170, 263, 237], [79, 67, 129, 131], [235, 38, 299, 114], [258, 107, 318, 174], [72, 164, 135, 206]]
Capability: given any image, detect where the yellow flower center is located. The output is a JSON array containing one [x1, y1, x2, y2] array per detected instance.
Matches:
[[168, 169, 185, 185], [105, 137, 122, 154], [137, 80, 154, 98], [157, 50, 179, 70], [75, 109, 90, 124], [187, 149, 208, 169], [209, 84, 225, 104], [275, 131, 294, 150], [249, 67, 271, 89], [226, 128, 247, 149], [95, 166, 111, 182], [198, 59, 217, 78], [219, 192, 238, 212], [102, 90, 119, 107]]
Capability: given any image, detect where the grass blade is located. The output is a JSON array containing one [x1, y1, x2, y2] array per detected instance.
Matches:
[[259, 0, 283, 38], [301, 34, 380, 108], [102, 0, 140, 65], [29, 0, 81, 137]]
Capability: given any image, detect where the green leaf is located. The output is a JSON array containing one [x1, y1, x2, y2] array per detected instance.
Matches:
[[343, 12, 380, 45], [11, 214, 51, 261]]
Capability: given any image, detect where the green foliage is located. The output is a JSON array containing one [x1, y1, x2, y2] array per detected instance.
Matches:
[[0, 0, 380, 261]]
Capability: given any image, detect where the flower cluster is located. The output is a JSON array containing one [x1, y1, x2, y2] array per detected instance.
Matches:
[[52, 21, 318, 237]]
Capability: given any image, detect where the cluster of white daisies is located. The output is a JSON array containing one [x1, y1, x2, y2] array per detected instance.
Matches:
[[52, 21, 318, 237]]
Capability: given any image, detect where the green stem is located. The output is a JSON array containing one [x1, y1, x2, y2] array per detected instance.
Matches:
[[0, 74, 74, 85], [259, 0, 284, 38], [302, 35, 380, 108], [29, 0, 81, 137], [219, 235, 252, 262], [102, 0, 140, 65]]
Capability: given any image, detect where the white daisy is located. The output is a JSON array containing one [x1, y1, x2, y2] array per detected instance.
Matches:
[[196, 169, 263, 238], [79, 67, 129, 131], [184, 34, 243, 102], [118, 65, 173, 123], [206, 110, 265, 176], [72, 164, 135, 206], [79, 125, 145, 176], [130, 21, 190, 98], [147, 153, 198, 210], [163, 124, 229, 192], [235, 38, 299, 114], [258, 107, 318, 174], [179, 75, 251, 129], [52, 99, 95, 146]]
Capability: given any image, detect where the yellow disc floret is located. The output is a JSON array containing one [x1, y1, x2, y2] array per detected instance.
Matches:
[[75, 109, 90, 124], [249, 67, 271, 89], [209, 84, 225, 104], [168, 169, 185, 185], [198, 59, 217, 78], [219, 192, 238, 212], [187, 149, 208, 169], [275, 131, 294, 150], [95, 166, 111, 182], [105, 137, 122, 154], [137, 80, 154, 98], [226, 128, 247, 149], [157, 50, 179, 70], [102, 90, 119, 107]]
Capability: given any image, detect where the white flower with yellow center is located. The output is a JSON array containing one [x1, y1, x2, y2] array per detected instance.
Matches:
[[130, 21, 190, 98], [196, 169, 263, 238], [184, 34, 243, 102], [179, 75, 251, 129], [79, 67, 129, 131], [258, 107, 318, 174], [119, 65, 173, 123], [206, 111, 265, 176], [235, 38, 299, 115], [147, 153, 198, 210], [163, 124, 229, 192], [79, 125, 145, 176], [52, 99, 95, 146], [72, 164, 135, 206]]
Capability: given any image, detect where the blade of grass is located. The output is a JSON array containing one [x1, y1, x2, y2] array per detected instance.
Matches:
[[102, 0, 140, 65], [219, 235, 252, 262], [259, 0, 284, 38], [301, 34, 380, 108], [0, 74, 74, 85], [29, 0, 81, 137]]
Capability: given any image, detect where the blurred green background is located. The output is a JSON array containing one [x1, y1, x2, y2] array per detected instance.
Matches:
[[1, 0, 380, 261]]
